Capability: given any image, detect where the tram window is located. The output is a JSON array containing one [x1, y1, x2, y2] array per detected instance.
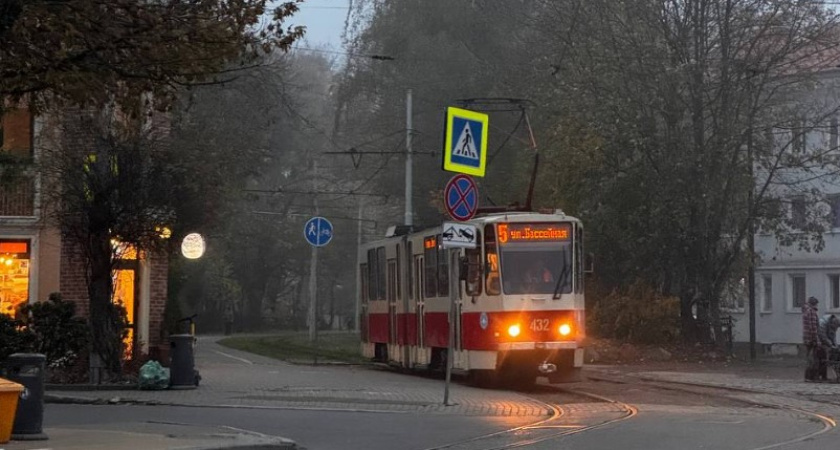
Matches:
[[360, 264, 369, 303], [438, 234, 449, 296], [367, 250, 377, 301], [424, 237, 437, 298], [574, 226, 584, 294], [484, 224, 501, 295], [464, 233, 482, 296], [416, 256, 424, 300], [407, 241, 413, 300], [396, 246, 401, 300], [377, 247, 386, 300], [387, 259, 396, 302]]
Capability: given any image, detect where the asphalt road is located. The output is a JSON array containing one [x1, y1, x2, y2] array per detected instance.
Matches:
[[43, 377, 840, 450], [44, 403, 534, 450]]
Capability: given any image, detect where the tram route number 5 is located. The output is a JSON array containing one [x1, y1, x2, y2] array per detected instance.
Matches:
[[529, 318, 549, 332]]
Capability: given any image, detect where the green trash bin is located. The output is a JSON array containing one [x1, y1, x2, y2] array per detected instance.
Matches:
[[169, 334, 198, 389], [1, 353, 48, 440]]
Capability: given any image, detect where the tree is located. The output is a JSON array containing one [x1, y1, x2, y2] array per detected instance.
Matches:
[[0, 0, 304, 110], [536, 0, 840, 342], [2, 0, 306, 378], [337, 0, 840, 347], [329, 7, 514, 265], [40, 112, 180, 376], [164, 51, 357, 332]]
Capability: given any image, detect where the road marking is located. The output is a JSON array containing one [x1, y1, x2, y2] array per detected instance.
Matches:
[[213, 350, 254, 365]]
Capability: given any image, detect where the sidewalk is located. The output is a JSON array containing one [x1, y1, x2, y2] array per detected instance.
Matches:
[[4, 335, 553, 449], [2, 422, 295, 450], [45, 336, 553, 416], [585, 356, 840, 406]]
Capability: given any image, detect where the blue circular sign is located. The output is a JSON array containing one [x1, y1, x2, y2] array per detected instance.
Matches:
[[304, 216, 334, 247], [444, 174, 479, 221]]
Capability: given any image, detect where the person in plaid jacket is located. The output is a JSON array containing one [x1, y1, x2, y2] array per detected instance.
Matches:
[[802, 296, 820, 381]]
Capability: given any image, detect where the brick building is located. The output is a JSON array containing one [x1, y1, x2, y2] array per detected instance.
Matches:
[[0, 103, 169, 357]]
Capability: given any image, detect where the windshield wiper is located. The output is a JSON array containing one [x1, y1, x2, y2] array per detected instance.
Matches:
[[552, 248, 571, 300]]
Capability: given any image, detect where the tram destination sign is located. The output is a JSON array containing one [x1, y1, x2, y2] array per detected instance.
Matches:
[[441, 222, 477, 249], [498, 223, 571, 244]]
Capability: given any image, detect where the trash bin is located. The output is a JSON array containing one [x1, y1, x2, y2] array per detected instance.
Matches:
[[169, 334, 197, 389], [0, 378, 23, 444], [0, 353, 48, 440]]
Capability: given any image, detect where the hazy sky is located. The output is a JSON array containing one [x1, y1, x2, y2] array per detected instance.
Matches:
[[290, 0, 350, 49]]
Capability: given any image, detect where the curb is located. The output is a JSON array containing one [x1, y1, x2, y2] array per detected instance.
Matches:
[[184, 435, 297, 450], [46, 383, 139, 391], [585, 368, 840, 406]]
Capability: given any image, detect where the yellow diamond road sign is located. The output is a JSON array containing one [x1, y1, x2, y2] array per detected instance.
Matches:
[[443, 107, 488, 177]]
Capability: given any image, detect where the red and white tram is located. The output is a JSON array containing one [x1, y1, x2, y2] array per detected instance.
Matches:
[[358, 210, 585, 385]]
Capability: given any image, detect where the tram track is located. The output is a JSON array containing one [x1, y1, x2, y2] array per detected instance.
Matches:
[[423, 385, 638, 450], [579, 375, 838, 450], [427, 373, 839, 450]]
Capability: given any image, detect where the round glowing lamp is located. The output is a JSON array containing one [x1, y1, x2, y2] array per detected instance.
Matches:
[[181, 233, 206, 259]]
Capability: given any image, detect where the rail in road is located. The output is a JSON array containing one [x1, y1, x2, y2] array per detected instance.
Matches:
[[423, 376, 837, 450], [423, 387, 636, 450], [589, 376, 837, 450]]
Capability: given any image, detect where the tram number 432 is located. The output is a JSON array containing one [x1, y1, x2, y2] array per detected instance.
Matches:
[[529, 318, 550, 332]]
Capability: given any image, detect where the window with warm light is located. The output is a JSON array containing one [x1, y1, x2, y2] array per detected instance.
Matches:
[[0, 240, 30, 318]]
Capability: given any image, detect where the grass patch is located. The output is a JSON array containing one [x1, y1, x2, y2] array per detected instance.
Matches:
[[218, 331, 367, 364]]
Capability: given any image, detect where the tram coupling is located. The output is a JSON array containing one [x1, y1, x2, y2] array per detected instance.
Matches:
[[538, 361, 557, 374]]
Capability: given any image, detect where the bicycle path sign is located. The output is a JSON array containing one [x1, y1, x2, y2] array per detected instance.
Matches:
[[444, 174, 479, 222], [304, 216, 334, 247], [442, 106, 488, 177]]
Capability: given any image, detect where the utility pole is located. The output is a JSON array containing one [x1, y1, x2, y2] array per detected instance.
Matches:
[[405, 89, 413, 227], [748, 126, 757, 361], [354, 200, 363, 334], [308, 160, 319, 344]]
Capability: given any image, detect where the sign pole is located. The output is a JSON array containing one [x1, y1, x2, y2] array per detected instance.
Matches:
[[309, 244, 318, 343], [354, 201, 363, 334], [405, 88, 413, 227], [304, 214, 333, 357], [444, 249, 458, 406]]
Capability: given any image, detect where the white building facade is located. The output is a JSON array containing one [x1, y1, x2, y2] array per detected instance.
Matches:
[[730, 68, 840, 353]]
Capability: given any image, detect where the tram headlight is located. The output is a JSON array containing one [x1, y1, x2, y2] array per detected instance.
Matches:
[[558, 323, 572, 336], [507, 324, 521, 337]]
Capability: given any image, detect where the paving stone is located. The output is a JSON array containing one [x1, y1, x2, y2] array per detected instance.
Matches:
[[47, 336, 552, 417]]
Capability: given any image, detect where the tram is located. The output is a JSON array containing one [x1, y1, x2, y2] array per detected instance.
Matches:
[[358, 210, 585, 385]]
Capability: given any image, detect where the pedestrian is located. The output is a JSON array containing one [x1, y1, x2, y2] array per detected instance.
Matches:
[[802, 296, 820, 382], [817, 314, 840, 381]]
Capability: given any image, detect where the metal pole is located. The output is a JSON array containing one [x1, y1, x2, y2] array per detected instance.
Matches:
[[308, 162, 319, 344], [405, 89, 413, 227], [354, 201, 363, 334], [309, 244, 318, 341], [748, 127, 757, 360], [444, 249, 457, 406]]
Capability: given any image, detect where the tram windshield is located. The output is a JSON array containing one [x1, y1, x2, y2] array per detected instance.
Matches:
[[499, 245, 572, 295]]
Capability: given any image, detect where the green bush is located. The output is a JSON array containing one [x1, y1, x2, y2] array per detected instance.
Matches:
[[588, 281, 680, 345], [19, 293, 90, 370], [0, 313, 34, 360]]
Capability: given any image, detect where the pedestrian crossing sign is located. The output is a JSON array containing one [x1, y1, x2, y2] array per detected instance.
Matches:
[[443, 106, 488, 177]]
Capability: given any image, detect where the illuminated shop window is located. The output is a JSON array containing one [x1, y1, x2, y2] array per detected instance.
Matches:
[[111, 239, 138, 359], [0, 240, 30, 318]]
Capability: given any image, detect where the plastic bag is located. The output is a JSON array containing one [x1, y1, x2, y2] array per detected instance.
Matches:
[[138, 360, 170, 390]]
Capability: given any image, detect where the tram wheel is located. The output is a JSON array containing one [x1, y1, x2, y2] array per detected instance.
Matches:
[[374, 343, 388, 362], [469, 370, 498, 388]]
